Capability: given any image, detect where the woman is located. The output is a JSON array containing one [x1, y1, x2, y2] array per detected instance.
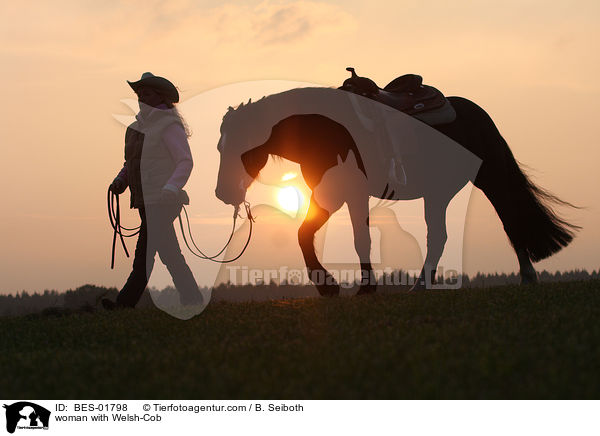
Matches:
[[103, 72, 203, 310]]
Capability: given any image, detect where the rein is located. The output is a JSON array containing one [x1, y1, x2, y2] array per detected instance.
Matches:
[[177, 200, 254, 263], [108, 188, 254, 267]]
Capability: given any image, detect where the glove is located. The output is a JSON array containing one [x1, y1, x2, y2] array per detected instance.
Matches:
[[110, 177, 127, 195]]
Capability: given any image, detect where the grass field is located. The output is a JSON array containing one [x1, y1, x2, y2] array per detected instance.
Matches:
[[1, 280, 600, 399]]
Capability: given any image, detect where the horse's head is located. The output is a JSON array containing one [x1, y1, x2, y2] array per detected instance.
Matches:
[[215, 99, 270, 207]]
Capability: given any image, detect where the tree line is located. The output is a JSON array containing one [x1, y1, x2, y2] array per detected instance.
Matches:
[[1, 269, 598, 317]]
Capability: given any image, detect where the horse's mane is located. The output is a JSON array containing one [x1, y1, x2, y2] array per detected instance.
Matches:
[[223, 95, 267, 123], [223, 87, 335, 123], [220, 86, 338, 159], [222, 95, 285, 163]]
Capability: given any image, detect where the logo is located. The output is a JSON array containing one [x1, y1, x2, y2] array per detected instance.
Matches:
[[3, 402, 50, 434]]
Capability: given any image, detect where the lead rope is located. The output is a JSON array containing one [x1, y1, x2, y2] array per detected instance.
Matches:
[[177, 200, 255, 263], [108, 188, 254, 267]]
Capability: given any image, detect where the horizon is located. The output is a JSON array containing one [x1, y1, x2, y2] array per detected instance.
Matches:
[[1, 0, 599, 295], [2, 267, 598, 301], [4, 267, 599, 298]]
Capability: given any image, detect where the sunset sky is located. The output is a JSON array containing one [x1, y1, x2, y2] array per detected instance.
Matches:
[[1, 0, 599, 294]]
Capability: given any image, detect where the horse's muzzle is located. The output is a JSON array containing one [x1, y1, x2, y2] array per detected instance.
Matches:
[[215, 187, 244, 207]]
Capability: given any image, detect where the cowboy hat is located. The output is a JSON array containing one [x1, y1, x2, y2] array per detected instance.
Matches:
[[127, 72, 179, 103]]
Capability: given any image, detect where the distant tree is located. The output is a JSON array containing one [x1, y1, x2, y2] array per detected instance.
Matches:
[[1, 270, 599, 316]]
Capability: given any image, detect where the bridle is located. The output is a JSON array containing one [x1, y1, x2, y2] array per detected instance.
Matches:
[[108, 188, 254, 268]]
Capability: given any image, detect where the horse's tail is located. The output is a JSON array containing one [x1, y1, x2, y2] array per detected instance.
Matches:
[[474, 110, 580, 262]]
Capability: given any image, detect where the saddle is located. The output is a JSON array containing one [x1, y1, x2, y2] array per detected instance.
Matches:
[[339, 67, 455, 125]]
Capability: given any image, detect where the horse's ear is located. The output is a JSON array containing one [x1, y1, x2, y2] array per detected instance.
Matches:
[[227, 106, 234, 112], [346, 150, 358, 167], [247, 98, 252, 105], [239, 102, 244, 108]]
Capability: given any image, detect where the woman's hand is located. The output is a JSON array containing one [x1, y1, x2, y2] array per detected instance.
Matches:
[[110, 177, 127, 194], [160, 188, 178, 204]]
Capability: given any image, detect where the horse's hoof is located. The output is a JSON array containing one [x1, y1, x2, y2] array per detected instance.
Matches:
[[409, 279, 427, 292], [356, 284, 377, 295], [520, 273, 539, 285], [309, 269, 340, 296]]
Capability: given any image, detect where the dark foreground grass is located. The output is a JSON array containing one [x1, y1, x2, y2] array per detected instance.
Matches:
[[1, 280, 600, 399]]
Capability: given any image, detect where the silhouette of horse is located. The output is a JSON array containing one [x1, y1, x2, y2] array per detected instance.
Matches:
[[214, 87, 578, 296]]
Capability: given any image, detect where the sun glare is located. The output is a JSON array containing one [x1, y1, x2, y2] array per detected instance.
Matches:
[[277, 186, 301, 213], [281, 172, 297, 181]]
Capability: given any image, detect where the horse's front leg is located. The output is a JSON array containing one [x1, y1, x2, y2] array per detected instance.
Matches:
[[299, 195, 340, 296], [348, 195, 376, 295]]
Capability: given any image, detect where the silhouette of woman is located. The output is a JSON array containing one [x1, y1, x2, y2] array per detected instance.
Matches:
[[103, 72, 203, 310]]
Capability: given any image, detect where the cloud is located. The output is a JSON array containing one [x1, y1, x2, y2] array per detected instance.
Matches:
[[0, 0, 356, 61], [189, 0, 356, 49], [250, 0, 356, 45]]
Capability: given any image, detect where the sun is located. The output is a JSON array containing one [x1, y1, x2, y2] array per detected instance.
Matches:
[[277, 186, 301, 213]]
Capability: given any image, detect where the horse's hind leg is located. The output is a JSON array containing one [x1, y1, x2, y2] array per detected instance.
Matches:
[[411, 195, 450, 290], [517, 249, 538, 284], [299, 195, 340, 296], [480, 181, 539, 285], [348, 194, 376, 295]]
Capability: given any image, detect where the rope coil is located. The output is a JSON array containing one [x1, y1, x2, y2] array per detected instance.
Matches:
[[107, 188, 140, 269]]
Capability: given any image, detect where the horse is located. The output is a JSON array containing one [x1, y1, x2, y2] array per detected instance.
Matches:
[[214, 87, 578, 296]]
